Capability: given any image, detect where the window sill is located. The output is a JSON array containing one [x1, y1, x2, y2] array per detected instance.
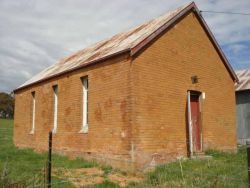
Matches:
[[79, 126, 88, 134], [52, 129, 57, 134]]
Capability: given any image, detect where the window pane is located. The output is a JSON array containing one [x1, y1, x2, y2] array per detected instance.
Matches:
[[30, 91, 35, 134], [81, 77, 88, 133], [53, 85, 58, 133]]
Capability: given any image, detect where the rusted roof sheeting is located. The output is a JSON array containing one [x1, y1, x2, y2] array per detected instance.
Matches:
[[17, 3, 189, 91], [235, 69, 250, 91], [15, 2, 238, 92]]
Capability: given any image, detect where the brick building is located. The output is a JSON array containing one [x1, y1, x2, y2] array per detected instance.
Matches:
[[14, 2, 238, 170]]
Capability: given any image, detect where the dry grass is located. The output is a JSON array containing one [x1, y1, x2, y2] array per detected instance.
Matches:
[[53, 167, 143, 187], [0, 118, 248, 188]]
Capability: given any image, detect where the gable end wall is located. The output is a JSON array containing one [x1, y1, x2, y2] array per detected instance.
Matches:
[[131, 12, 237, 169]]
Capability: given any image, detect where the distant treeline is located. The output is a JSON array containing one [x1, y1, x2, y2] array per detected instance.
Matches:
[[0, 92, 14, 119]]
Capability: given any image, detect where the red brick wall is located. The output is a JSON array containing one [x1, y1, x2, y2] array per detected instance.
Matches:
[[14, 11, 237, 171], [130, 12, 236, 169], [14, 54, 135, 170]]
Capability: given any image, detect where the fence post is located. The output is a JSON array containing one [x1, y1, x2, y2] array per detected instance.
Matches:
[[47, 131, 52, 188], [246, 141, 250, 188]]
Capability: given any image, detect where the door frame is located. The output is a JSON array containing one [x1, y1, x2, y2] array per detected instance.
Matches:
[[187, 90, 203, 157]]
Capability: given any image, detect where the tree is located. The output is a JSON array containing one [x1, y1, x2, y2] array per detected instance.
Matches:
[[0, 92, 14, 119]]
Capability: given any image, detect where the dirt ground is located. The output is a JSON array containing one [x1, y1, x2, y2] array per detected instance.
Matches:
[[53, 167, 144, 187]]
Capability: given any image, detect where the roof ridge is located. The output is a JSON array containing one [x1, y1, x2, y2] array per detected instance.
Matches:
[[59, 2, 192, 65], [15, 1, 237, 92], [17, 3, 192, 90]]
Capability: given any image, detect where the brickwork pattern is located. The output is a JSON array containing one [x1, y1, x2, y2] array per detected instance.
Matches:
[[130, 12, 236, 169], [14, 12, 237, 171]]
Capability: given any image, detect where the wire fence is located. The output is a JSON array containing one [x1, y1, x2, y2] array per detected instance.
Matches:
[[0, 122, 249, 188], [0, 155, 73, 188], [0, 126, 73, 188], [0, 156, 248, 188]]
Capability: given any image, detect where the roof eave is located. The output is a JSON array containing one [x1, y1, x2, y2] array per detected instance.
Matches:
[[14, 2, 238, 93], [14, 49, 130, 93], [236, 88, 250, 92]]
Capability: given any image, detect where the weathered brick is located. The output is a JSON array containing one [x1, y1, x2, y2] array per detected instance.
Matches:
[[14, 12, 236, 171]]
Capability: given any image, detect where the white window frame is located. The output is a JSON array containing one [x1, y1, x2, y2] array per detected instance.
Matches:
[[30, 91, 36, 134], [187, 91, 193, 157], [79, 77, 88, 133], [52, 85, 58, 134]]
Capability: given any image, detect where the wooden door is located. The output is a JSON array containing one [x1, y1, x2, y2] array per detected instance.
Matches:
[[190, 94, 201, 152]]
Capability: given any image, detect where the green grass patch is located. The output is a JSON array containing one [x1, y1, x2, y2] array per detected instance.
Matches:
[[130, 147, 248, 187], [89, 180, 120, 188], [101, 165, 113, 176], [0, 118, 96, 187], [0, 118, 248, 187]]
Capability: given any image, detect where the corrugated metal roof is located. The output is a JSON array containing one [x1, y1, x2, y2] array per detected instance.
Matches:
[[235, 69, 250, 91], [17, 3, 191, 89], [16, 1, 238, 92]]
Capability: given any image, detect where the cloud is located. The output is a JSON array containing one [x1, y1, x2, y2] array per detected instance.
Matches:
[[225, 44, 248, 55], [0, 0, 250, 92], [222, 41, 250, 70]]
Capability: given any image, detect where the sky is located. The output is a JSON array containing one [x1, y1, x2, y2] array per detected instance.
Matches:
[[0, 0, 250, 93]]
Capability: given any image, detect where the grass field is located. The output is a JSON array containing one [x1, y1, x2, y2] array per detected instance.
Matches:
[[0, 118, 248, 187]]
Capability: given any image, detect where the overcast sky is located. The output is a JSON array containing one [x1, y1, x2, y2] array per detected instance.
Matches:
[[0, 0, 250, 93]]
